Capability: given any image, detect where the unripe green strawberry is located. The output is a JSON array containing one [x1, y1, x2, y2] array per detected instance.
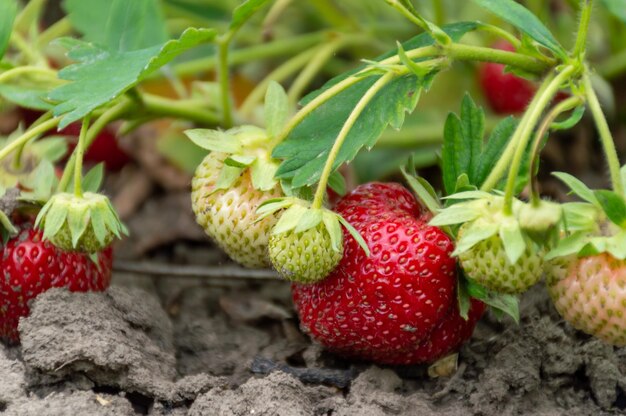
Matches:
[[36, 192, 127, 253], [458, 223, 543, 294], [547, 253, 626, 346], [191, 152, 283, 268], [269, 222, 342, 283]]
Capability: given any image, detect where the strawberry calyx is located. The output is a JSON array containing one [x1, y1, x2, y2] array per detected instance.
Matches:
[[35, 192, 127, 253], [185, 125, 280, 193], [546, 171, 626, 261]]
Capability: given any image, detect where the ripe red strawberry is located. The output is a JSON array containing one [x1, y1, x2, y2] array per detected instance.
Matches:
[[479, 41, 537, 114], [547, 254, 626, 346], [0, 223, 113, 342], [292, 183, 485, 365]]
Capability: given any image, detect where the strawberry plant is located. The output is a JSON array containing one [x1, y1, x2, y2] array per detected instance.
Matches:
[[1, 0, 626, 372]]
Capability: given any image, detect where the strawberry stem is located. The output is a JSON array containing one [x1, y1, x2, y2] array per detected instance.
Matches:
[[0, 117, 60, 163], [502, 66, 576, 215], [584, 73, 624, 197], [573, 0, 594, 61], [311, 72, 395, 209], [73, 116, 91, 198], [528, 96, 584, 204]]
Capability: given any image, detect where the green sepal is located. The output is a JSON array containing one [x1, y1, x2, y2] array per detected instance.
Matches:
[[441, 190, 491, 200], [39, 200, 68, 239], [545, 231, 589, 260], [0, 210, 17, 241], [551, 105, 585, 131], [294, 208, 323, 233], [552, 172, 600, 207], [264, 81, 289, 139], [225, 155, 256, 168], [18, 160, 58, 204], [338, 215, 370, 257], [452, 220, 499, 256], [499, 218, 526, 264], [465, 275, 520, 324], [327, 171, 347, 197], [250, 158, 279, 191], [272, 204, 309, 235], [68, 204, 89, 248], [561, 202, 600, 232], [322, 211, 343, 253], [185, 129, 241, 153], [255, 197, 296, 221], [91, 202, 108, 245], [213, 164, 243, 192], [429, 202, 482, 227], [402, 168, 441, 214], [82, 164, 104, 193], [594, 190, 626, 228]]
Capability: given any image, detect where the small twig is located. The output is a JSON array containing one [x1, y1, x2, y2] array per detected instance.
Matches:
[[113, 260, 281, 281]]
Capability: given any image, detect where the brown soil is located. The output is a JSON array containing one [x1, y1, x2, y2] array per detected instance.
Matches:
[[1, 271, 625, 416]]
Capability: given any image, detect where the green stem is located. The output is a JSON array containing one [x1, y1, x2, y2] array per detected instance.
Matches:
[[275, 43, 551, 147], [584, 73, 623, 196], [432, 0, 445, 26], [9, 31, 40, 64], [11, 111, 52, 171], [73, 117, 90, 198], [0, 66, 56, 84], [309, 0, 355, 29], [311, 73, 395, 209], [528, 96, 584, 204], [0, 118, 60, 162], [58, 99, 135, 192], [476, 24, 522, 50], [217, 38, 233, 128], [142, 93, 220, 125], [239, 46, 321, 117], [502, 66, 576, 214], [573, 0, 593, 59], [36, 17, 72, 48], [172, 32, 328, 78]]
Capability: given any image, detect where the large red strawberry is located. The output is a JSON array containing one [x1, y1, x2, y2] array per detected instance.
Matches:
[[292, 183, 485, 365], [0, 222, 113, 342], [479, 40, 537, 114]]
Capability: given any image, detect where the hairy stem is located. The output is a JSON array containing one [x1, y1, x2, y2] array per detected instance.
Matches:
[[312, 73, 394, 209], [502, 66, 576, 214], [528, 96, 584, 204], [217, 38, 233, 128], [0, 118, 60, 162], [11, 111, 52, 171], [0, 66, 56, 83], [142, 93, 220, 125], [73, 117, 90, 197], [584, 73, 624, 196], [573, 0, 594, 59]]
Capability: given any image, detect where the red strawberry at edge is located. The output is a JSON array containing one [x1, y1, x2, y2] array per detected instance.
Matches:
[[479, 40, 537, 115], [292, 183, 485, 365], [0, 222, 113, 342]]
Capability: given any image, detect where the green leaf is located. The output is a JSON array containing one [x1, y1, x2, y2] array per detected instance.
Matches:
[[184, 129, 241, 153], [397, 42, 431, 77], [442, 113, 464, 195], [327, 171, 347, 197], [0, 0, 17, 59], [82, 164, 104, 193], [31, 137, 69, 162], [475, 117, 517, 188], [601, 0, 626, 25], [273, 22, 479, 189], [229, 0, 271, 32], [294, 208, 323, 233], [50, 28, 217, 128], [594, 190, 626, 227], [0, 84, 54, 110], [553, 172, 599, 206], [273, 204, 308, 235], [63, 0, 168, 51], [466, 277, 520, 323], [265, 81, 289, 139], [461, 95, 485, 183], [472, 0, 566, 58]]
